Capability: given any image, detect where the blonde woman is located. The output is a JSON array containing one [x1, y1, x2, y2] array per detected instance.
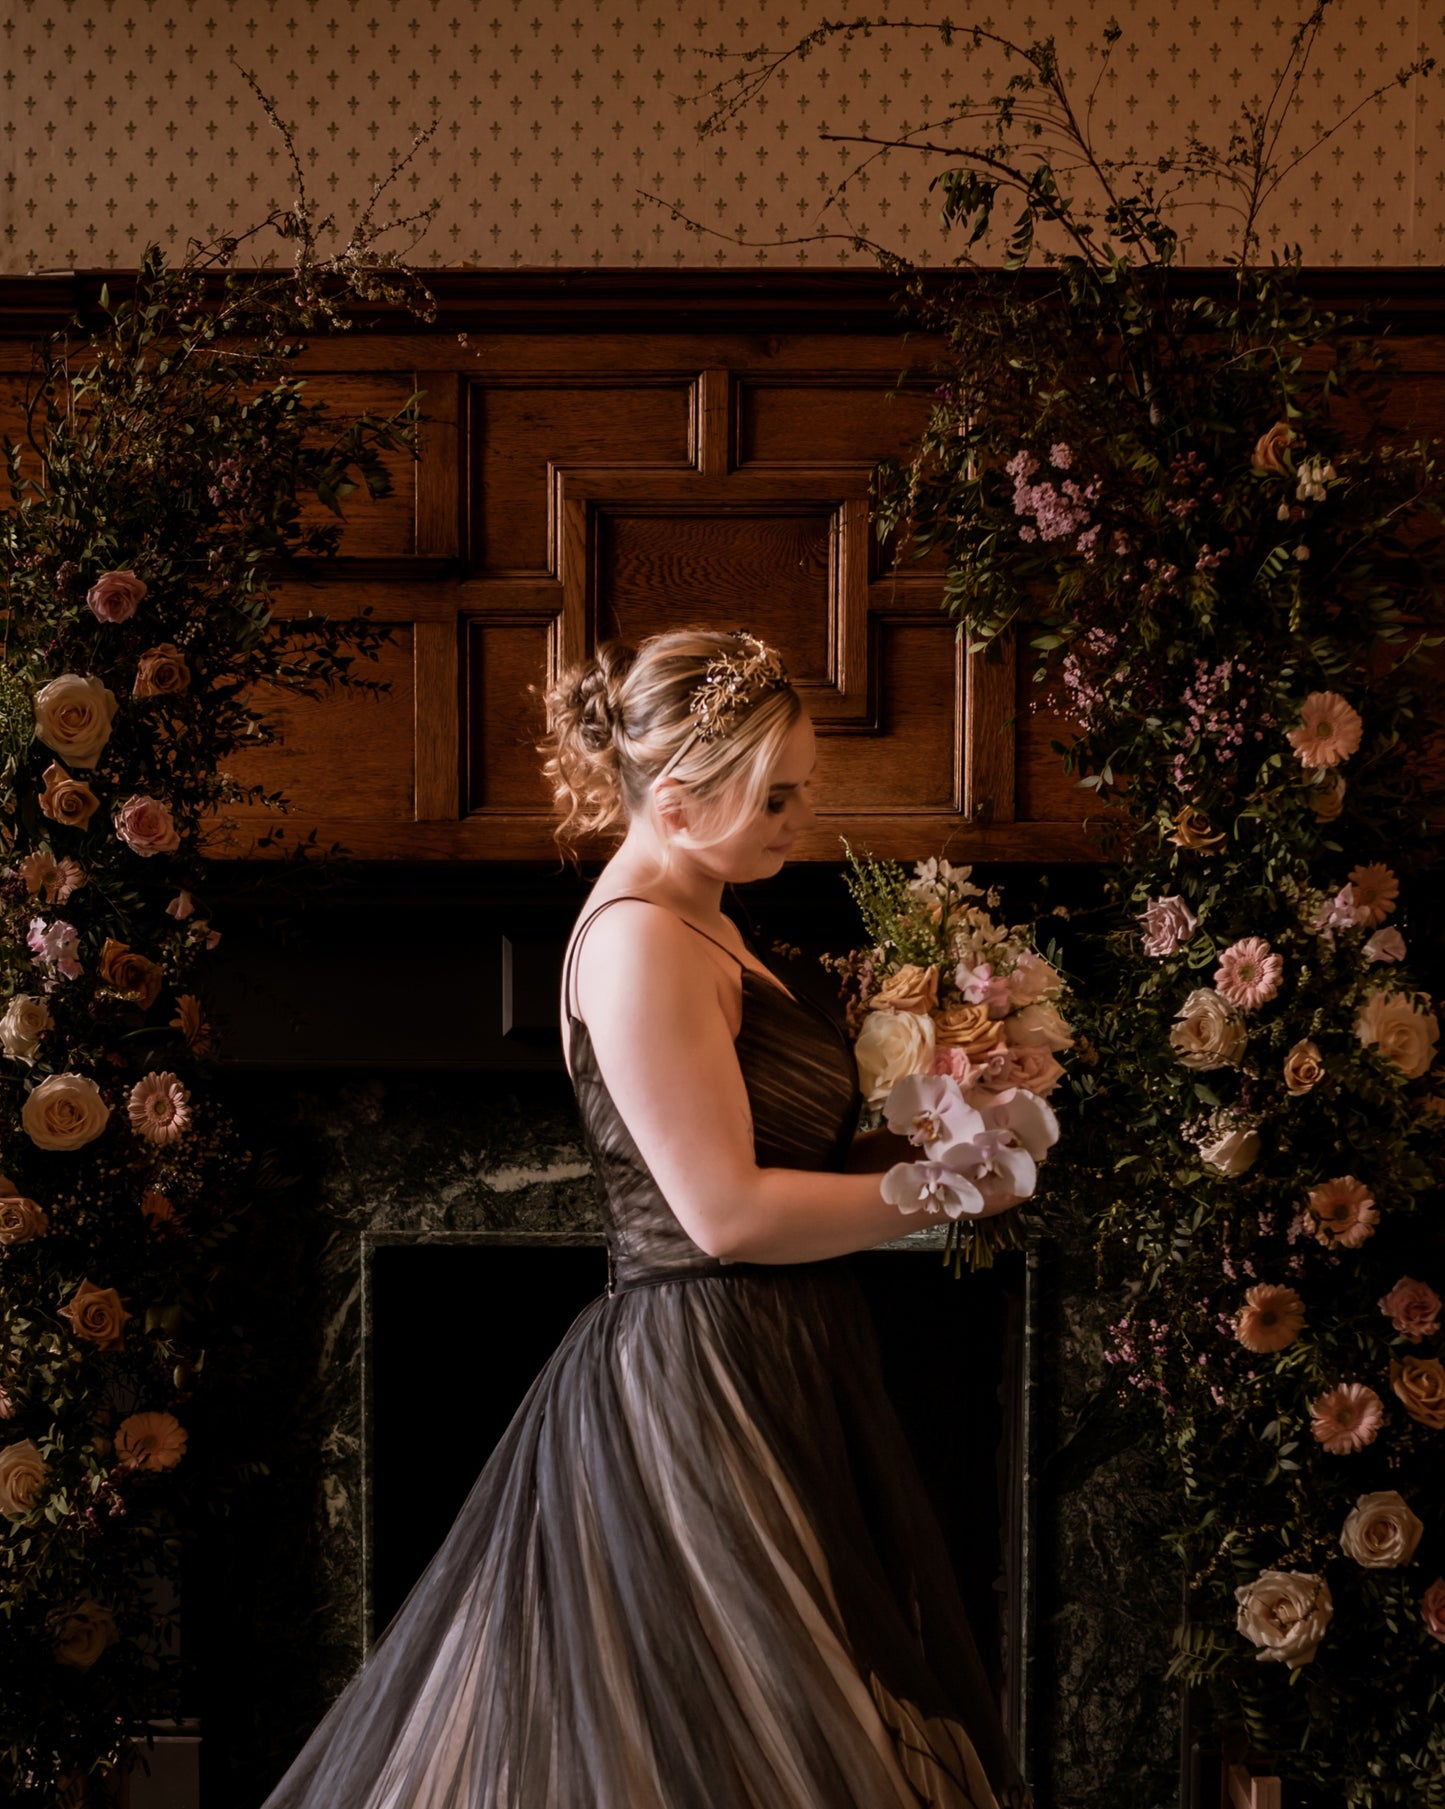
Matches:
[[265, 628, 1030, 1809]]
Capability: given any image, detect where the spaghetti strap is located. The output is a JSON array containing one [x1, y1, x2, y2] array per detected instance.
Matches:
[[563, 893, 744, 1022]]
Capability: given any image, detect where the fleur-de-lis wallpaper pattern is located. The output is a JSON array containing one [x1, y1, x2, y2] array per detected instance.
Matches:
[[1, 1, 1442, 274]]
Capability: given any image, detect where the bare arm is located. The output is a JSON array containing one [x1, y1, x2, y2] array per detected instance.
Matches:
[[574, 900, 908, 1264]]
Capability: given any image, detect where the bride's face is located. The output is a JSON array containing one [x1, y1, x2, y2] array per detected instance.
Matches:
[[684, 711, 818, 884]]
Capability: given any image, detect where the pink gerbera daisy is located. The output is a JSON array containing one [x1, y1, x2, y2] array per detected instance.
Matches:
[[1309, 1382, 1384, 1454], [1214, 937, 1284, 1010], [1235, 1283, 1306, 1354], [1305, 1175, 1378, 1250], [1287, 691, 1363, 769], [1346, 863, 1398, 929], [115, 1410, 188, 1473], [126, 1071, 191, 1145]]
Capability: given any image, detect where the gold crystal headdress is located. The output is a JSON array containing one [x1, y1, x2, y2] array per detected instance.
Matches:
[[687, 632, 791, 740]]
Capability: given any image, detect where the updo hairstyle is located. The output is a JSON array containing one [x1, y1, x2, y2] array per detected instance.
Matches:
[[541, 627, 801, 853]]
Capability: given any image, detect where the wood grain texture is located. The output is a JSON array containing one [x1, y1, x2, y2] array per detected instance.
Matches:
[[413, 620, 460, 820]]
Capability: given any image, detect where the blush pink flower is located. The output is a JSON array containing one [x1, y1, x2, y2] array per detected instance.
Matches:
[[126, 1072, 191, 1145], [1378, 1276, 1442, 1342], [26, 917, 83, 982], [1234, 1283, 1306, 1354], [1310, 1383, 1385, 1455], [1421, 1579, 1445, 1643], [1347, 863, 1399, 929], [114, 795, 180, 858], [1214, 937, 1283, 1010], [165, 891, 196, 921], [1138, 894, 1198, 958], [1287, 691, 1363, 768], [1305, 1176, 1378, 1250], [85, 570, 147, 624]]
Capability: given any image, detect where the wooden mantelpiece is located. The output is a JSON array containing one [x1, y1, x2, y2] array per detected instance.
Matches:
[[3, 270, 1442, 865]]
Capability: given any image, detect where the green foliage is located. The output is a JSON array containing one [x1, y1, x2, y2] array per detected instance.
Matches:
[[0, 238, 430, 1802]]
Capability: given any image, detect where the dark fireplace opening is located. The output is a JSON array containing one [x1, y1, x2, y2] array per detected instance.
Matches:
[[368, 1241, 1018, 1700]]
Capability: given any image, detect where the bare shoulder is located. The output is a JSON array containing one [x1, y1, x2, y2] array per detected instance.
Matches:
[[570, 896, 713, 1020]]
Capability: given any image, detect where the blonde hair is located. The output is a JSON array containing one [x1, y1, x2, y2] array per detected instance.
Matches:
[[541, 627, 801, 853]]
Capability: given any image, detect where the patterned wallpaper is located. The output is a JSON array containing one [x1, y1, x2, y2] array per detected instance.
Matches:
[[1, 1, 1442, 275]]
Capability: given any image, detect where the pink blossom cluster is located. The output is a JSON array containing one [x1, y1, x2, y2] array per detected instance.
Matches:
[[1059, 626, 1121, 733], [26, 916, 82, 982], [1103, 1313, 1172, 1399], [1006, 447, 1099, 547], [1169, 656, 1269, 792], [1163, 450, 1224, 517]]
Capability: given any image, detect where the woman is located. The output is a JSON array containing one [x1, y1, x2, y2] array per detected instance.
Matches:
[[264, 627, 1030, 1809]]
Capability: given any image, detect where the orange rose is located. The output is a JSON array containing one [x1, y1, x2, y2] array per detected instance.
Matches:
[[58, 1280, 130, 1353], [869, 964, 940, 1015], [98, 939, 163, 1010], [0, 1193, 48, 1246], [1167, 804, 1227, 853], [1391, 1356, 1445, 1430], [131, 643, 191, 699], [38, 763, 100, 830], [933, 1003, 1008, 1060], [1251, 422, 1294, 474]]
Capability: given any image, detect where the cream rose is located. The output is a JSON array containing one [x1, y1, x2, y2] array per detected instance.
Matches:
[[0, 994, 52, 1065], [1356, 991, 1439, 1081], [1234, 1569, 1332, 1668], [1283, 1038, 1324, 1097], [855, 1008, 936, 1110], [0, 1191, 48, 1245], [1340, 1491, 1424, 1569], [32, 674, 118, 769], [113, 794, 180, 857], [21, 1073, 111, 1151], [869, 964, 940, 1015], [0, 1438, 49, 1516], [52, 1600, 119, 1670], [1169, 989, 1246, 1070], [1197, 1126, 1261, 1176]]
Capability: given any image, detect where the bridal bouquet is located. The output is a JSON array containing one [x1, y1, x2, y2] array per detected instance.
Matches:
[[828, 851, 1074, 1267]]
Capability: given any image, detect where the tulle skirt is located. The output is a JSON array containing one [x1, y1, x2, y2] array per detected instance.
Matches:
[[262, 1262, 1023, 1809]]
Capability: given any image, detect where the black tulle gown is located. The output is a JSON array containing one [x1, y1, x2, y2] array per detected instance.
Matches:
[[263, 899, 1026, 1809]]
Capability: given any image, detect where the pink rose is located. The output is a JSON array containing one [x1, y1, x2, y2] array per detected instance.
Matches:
[[86, 570, 147, 624], [1379, 1277, 1442, 1343], [1139, 895, 1198, 958], [1422, 1578, 1445, 1643], [113, 796, 179, 858]]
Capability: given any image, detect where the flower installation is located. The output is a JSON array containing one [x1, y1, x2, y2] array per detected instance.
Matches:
[[710, 5, 1445, 1799], [828, 852, 1072, 1270], [0, 218, 433, 1798]]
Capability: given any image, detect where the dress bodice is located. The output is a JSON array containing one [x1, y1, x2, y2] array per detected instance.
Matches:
[[565, 906, 862, 1293]]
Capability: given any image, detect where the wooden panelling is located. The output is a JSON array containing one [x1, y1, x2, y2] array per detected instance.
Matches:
[[291, 373, 419, 558], [464, 618, 553, 815], [469, 380, 692, 574], [738, 380, 932, 466]]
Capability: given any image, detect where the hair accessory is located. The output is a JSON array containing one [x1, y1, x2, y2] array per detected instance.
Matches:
[[687, 632, 790, 740]]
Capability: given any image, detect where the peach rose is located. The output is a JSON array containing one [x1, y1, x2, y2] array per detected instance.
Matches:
[[855, 1008, 936, 1109], [131, 643, 191, 699], [32, 674, 119, 769], [98, 939, 163, 1010], [1378, 1276, 1442, 1342], [113, 794, 180, 857], [991, 1043, 1065, 1097], [1283, 1039, 1324, 1097], [115, 1411, 187, 1472], [0, 993, 52, 1065], [38, 763, 100, 831], [1235, 1569, 1331, 1668], [870, 964, 940, 1015], [0, 1438, 49, 1516], [1251, 423, 1294, 474], [58, 1279, 130, 1352], [86, 570, 146, 624], [1340, 1491, 1424, 1569], [1167, 804, 1226, 852], [21, 1073, 111, 1151], [1356, 991, 1439, 1081], [934, 1002, 1009, 1060], [0, 1191, 48, 1246], [1391, 1356, 1445, 1429], [1169, 989, 1246, 1070], [52, 1600, 119, 1670], [1422, 1578, 1445, 1642]]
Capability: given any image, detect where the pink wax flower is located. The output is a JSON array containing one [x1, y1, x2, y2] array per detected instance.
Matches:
[[1214, 937, 1283, 1011], [1139, 895, 1197, 958], [86, 569, 147, 624], [1363, 927, 1406, 964], [1310, 1383, 1385, 1455], [1378, 1276, 1442, 1342], [26, 916, 83, 981], [1347, 863, 1398, 928], [1421, 1579, 1445, 1644], [1287, 691, 1363, 768]]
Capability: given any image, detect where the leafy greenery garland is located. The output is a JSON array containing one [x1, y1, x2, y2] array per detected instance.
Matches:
[[0, 202, 432, 1799], [704, 6, 1445, 1802]]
